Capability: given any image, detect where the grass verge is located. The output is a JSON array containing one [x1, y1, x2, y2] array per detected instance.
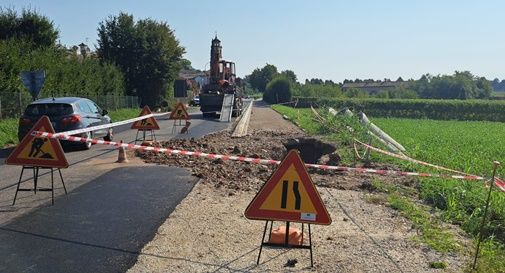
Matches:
[[107, 108, 141, 122], [0, 118, 19, 147], [272, 104, 505, 272], [388, 194, 461, 253]]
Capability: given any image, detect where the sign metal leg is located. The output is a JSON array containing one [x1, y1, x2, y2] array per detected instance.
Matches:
[[301, 223, 304, 244], [12, 166, 26, 205], [58, 169, 67, 194], [257, 221, 269, 265], [135, 130, 140, 144], [34, 167, 39, 194], [51, 168, 54, 205], [309, 224, 313, 267], [284, 221, 290, 246], [268, 221, 273, 241]]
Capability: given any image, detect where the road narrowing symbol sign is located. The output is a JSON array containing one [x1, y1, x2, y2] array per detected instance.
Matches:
[[169, 102, 190, 120], [244, 150, 332, 225], [131, 106, 160, 130], [6, 116, 68, 168]]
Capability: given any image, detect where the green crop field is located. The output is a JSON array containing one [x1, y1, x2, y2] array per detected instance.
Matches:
[[372, 118, 505, 178], [273, 105, 505, 272]]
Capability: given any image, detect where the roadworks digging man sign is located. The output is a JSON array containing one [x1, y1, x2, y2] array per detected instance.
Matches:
[[131, 105, 160, 130], [169, 102, 190, 121], [244, 149, 331, 267], [169, 102, 191, 134], [6, 115, 69, 205], [6, 116, 68, 168]]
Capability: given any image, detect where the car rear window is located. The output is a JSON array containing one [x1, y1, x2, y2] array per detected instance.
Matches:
[[24, 103, 74, 116]]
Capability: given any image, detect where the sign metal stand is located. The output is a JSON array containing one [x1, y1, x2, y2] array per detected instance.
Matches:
[[13, 166, 67, 206], [134, 129, 157, 144], [256, 220, 313, 267]]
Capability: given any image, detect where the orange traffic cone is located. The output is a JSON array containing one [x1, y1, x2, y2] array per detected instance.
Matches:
[[116, 141, 128, 163]]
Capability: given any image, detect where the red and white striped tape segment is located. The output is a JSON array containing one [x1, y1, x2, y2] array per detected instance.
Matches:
[[54, 112, 169, 137], [495, 178, 505, 192], [354, 138, 472, 176], [32, 130, 490, 182]]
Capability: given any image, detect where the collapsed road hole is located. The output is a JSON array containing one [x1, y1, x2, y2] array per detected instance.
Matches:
[[283, 138, 337, 164]]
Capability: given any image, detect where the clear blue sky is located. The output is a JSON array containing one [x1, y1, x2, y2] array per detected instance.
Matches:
[[1, 0, 503, 82]]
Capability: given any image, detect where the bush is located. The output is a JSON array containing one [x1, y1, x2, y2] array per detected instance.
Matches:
[[263, 76, 292, 103], [0, 39, 124, 97]]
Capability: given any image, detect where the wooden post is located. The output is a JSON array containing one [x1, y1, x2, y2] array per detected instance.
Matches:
[[472, 161, 501, 270]]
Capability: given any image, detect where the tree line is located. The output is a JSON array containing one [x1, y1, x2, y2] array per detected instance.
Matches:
[[491, 78, 505, 92], [0, 8, 185, 108], [245, 63, 495, 102]]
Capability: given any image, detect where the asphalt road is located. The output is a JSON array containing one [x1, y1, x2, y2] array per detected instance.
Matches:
[[0, 166, 197, 273], [0, 111, 232, 273]]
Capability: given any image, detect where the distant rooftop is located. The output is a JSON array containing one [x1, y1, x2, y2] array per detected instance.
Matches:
[[178, 69, 207, 80]]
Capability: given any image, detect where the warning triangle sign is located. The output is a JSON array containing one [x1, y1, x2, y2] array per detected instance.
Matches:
[[6, 116, 68, 168], [169, 102, 190, 120], [245, 150, 332, 225], [131, 106, 160, 130]]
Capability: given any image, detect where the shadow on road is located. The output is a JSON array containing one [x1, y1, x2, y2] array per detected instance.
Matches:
[[0, 147, 14, 159]]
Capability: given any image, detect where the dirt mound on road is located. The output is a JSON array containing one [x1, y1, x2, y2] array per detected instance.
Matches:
[[137, 129, 415, 194]]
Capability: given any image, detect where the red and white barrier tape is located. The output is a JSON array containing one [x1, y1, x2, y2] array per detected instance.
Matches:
[[354, 138, 472, 176], [33, 131, 490, 182], [495, 178, 505, 192], [55, 112, 169, 136]]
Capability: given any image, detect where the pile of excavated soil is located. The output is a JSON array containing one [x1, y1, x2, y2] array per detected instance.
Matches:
[[137, 129, 416, 194]]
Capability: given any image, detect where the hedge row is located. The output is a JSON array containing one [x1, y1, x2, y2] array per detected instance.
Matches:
[[293, 97, 505, 122]]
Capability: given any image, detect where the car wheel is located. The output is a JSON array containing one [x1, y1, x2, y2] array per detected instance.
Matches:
[[104, 128, 113, 142], [81, 131, 92, 150]]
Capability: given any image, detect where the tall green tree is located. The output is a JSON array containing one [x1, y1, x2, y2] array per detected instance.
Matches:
[[414, 71, 492, 99], [97, 13, 185, 107], [247, 63, 278, 92], [280, 69, 297, 83], [0, 8, 59, 48]]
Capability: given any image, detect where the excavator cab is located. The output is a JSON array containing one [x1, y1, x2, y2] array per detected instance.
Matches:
[[217, 61, 235, 87]]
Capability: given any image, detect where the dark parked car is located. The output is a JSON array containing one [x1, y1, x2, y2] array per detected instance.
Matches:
[[18, 97, 113, 150]]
